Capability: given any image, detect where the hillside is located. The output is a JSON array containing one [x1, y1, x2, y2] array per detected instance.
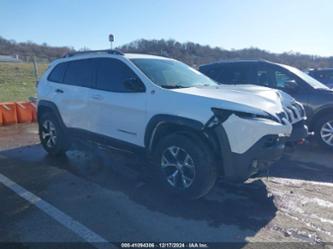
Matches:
[[0, 36, 73, 62], [119, 39, 333, 69]]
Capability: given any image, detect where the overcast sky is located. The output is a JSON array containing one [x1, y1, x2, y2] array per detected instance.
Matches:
[[1, 0, 332, 56]]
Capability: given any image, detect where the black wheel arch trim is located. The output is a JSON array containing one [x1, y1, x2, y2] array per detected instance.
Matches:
[[145, 115, 204, 149], [144, 114, 228, 164], [37, 100, 66, 128], [309, 105, 333, 130]]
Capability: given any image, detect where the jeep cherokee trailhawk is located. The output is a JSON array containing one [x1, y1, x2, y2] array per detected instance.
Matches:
[[37, 50, 308, 199]]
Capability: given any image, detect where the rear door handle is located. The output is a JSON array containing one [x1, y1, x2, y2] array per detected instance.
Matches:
[[55, 89, 64, 93], [92, 95, 103, 100]]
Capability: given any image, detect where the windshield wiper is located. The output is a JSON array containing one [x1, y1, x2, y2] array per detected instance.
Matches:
[[196, 83, 215, 87], [160, 85, 189, 89]]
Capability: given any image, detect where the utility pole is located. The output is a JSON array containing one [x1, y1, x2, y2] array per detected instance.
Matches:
[[109, 34, 114, 49], [32, 56, 39, 82]]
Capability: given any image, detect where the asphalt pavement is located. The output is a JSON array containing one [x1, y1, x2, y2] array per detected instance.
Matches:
[[0, 124, 333, 249]]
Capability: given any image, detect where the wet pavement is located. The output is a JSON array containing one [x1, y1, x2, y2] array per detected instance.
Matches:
[[0, 124, 333, 248]]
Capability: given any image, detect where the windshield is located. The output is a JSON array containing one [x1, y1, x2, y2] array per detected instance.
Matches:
[[131, 58, 217, 88], [281, 64, 329, 90]]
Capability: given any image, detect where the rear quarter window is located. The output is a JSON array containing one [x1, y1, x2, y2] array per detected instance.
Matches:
[[47, 62, 68, 83]]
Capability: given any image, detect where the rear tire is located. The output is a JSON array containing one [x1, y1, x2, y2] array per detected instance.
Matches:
[[153, 133, 217, 199], [39, 113, 69, 156], [314, 114, 333, 150]]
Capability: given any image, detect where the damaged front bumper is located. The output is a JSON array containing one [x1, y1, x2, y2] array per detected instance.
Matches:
[[207, 103, 309, 182], [214, 124, 286, 182]]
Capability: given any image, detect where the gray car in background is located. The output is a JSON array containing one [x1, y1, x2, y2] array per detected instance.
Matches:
[[199, 60, 333, 150]]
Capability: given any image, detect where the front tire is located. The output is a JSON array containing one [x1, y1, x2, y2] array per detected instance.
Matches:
[[153, 133, 217, 199], [39, 113, 69, 156], [314, 114, 333, 150]]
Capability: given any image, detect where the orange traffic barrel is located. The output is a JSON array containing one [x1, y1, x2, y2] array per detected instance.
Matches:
[[0, 108, 3, 126], [0, 102, 18, 125], [30, 102, 37, 122], [16, 101, 34, 123]]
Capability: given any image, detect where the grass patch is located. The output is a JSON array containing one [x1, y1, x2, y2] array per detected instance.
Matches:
[[0, 62, 48, 102]]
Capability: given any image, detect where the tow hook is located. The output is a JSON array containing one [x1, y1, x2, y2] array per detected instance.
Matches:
[[286, 131, 315, 151], [298, 131, 315, 144], [296, 139, 306, 145]]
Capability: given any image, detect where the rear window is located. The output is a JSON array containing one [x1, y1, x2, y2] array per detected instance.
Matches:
[[63, 59, 94, 87], [47, 62, 67, 83]]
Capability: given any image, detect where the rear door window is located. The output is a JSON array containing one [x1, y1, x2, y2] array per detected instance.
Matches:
[[218, 65, 251, 84], [63, 59, 94, 88]]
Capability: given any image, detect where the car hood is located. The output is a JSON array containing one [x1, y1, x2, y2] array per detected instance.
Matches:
[[173, 84, 296, 118]]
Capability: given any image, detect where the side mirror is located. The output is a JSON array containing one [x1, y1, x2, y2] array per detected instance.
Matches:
[[123, 78, 145, 92], [284, 80, 298, 92]]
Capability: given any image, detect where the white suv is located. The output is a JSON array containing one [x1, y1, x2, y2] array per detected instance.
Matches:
[[37, 50, 308, 199]]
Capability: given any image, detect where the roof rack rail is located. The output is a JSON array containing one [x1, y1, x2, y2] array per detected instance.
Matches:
[[63, 49, 124, 58]]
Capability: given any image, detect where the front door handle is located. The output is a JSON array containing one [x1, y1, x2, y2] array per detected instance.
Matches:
[[55, 89, 64, 94]]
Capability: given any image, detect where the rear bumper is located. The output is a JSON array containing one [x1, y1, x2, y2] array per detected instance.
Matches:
[[214, 126, 285, 182]]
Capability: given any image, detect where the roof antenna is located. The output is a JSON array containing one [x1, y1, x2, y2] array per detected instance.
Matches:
[[109, 34, 114, 50]]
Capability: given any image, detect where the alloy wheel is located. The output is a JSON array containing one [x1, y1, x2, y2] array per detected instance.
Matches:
[[161, 146, 196, 189], [320, 120, 333, 147], [41, 120, 57, 148]]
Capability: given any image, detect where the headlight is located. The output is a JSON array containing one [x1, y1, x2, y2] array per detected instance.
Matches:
[[211, 108, 278, 123]]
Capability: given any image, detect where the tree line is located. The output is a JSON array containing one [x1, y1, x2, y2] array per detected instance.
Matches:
[[119, 39, 333, 69], [1, 36, 332, 69], [0, 36, 73, 62]]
